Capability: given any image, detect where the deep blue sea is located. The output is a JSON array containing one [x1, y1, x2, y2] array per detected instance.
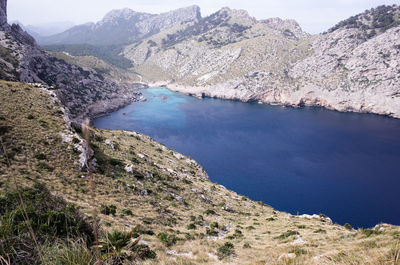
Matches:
[[94, 87, 400, 228]]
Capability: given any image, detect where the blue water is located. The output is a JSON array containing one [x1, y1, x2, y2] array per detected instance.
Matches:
[[94, 87, 400, 228]]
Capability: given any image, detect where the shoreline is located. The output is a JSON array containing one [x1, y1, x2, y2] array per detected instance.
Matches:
[[145, 81, 400, 120]]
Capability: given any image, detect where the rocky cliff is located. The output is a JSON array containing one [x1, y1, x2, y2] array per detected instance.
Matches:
[[39, 5, 201, 45], [0, 0, 6, 27], [125, 5, 400, 118], [0, 0, 142, 122]]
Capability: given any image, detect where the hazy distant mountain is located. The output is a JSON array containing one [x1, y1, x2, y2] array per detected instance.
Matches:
[[25, 21, 75, 36], [9, 20, 75, 43], [39, 6, 201, 46]]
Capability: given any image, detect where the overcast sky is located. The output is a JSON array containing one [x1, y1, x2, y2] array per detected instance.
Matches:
[[8, 0, 399, 34]]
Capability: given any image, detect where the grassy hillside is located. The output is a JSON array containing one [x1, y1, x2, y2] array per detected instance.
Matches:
[[1, 80, 399, 264]]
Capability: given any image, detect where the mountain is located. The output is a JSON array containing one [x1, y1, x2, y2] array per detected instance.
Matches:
[[124, 5, 400, 118], [25, 21, 75, 36], [9, 20, 75, 43], [39, 5, 201, 46], [0, 0, 142, 122]]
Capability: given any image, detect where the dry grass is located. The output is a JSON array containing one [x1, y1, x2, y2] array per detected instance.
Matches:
[[1, 80, 399, 264]]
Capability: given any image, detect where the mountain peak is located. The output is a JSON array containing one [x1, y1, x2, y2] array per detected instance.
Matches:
[[100, 8, 151, 24], [162, 5, 201, 20], [218, 6, 257, 25], [261, 17, 308, 39]]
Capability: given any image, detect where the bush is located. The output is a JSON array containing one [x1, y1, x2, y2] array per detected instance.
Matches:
[[100, 204, 117, 215], [227, 229, 243, 240], [360, 229, 382, 237], [27, 114, 35, 120], [121, 209, 133, 216], [109, 158, 124, 167], [210, 222, 219, 229], [34, 153, 47, 160], [36, 162, 54, 171], [157, 232, 178, 246], [103, 230, 130, 252], [275, 230, 300, 240], [131, 244, 156, 260], [131, 224, 154, 237], [344, 223, 353, 231], [0, 183, 94, 264], [290, 247, 307, 256], [187, 223, 196, 230], [206, 227, 218, 236], [243, 242, 251, 249], [217, 242, 235, 260], [204, 209, 216, 215]]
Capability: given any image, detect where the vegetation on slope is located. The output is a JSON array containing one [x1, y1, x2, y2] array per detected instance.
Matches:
[[1, 80, 400, 264], [327, 5, 400, 40], [42, 44, 133, 69]]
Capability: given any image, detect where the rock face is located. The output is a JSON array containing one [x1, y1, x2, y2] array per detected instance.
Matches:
[[0, 0, 6, 27], [39, 5, 201, 45], [0, 0, 141, 122], [125, 5, 400, 118]]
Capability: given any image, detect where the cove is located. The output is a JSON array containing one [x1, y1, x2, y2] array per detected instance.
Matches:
[[94, 87, 400, 228]]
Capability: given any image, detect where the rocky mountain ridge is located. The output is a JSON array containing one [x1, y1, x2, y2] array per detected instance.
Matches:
[[39, 5, 201, 46], [0, 0, 143, 122], [124, 5, 400, 118]]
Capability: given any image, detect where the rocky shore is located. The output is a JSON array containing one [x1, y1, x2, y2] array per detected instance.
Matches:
[[147, 81, 400, 119]]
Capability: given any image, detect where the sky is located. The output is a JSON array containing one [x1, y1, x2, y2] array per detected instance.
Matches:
[[8, 0, 400, 34]]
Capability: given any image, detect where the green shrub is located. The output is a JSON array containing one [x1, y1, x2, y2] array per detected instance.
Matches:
[[36, 162, 54, 171], [227, 229, 243, 240], [290, 247, 307, 256], [100, 204, 117, 215], [103, 230, 130, 252], [204, 209, 216, 215], [344, 223, 353, 231], [243, 242, 251, 249], [0, 184, 94, 264], [206, 227, 218, 236], [187, 223, 196, 230], [314, 229, 327, 234], [131, 224, 154, 237], [34, 153, 47, 160], [157, 232, 178, 246], [360, 229, 382, 237], [27, 114, 35, 120], [210, 222, 219, 229], [121, 209, 133, 216], [275, 230, 300, 240], [109, 158, 124, 167], [217, 242, 235, 260], [131, 244, 156, 260]]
